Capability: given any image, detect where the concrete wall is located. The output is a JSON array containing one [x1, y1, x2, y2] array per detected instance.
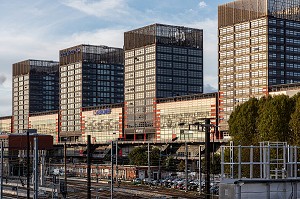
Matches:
[[220, 179, 300, 199]]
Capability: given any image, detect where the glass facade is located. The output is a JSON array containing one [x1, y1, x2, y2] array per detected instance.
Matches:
[[29, 112, 58, 143], [124, 44, 157, 139], [0, 117, 12, 133], [59, 45, 124, 140], [157, 93, 217, 141], [82, 106, 122, 143], [12, 60, 59, 132], [124, 24, 203, 141], [156, 45, 203, 98], [5, 82, 300, 143], [218, 0, 300, 131]]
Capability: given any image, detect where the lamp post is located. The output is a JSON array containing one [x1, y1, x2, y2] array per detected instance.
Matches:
[[178, 122, 188, 192], [199, 145, 202, 195], [148, 142, 151, 181], [0, 141, 4, 198], [185, 141, 188, 192], [204, 118, 211, 199], [110, 141, 113, 199], [188, 119, 215, 198], [158, 149, 161, 180], [87, 135, 91, 199]]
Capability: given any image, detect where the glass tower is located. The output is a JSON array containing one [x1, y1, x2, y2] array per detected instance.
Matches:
[[124, 24, 203, 141], [59, 44, 124, 141], [218, 0, 300, 131], [12, 60, 59, 132]]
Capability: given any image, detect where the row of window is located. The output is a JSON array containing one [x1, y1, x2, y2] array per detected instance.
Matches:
[[219, 19, 267, 36], [287, 72, 300, 77], [157, 46, 202, 55], [220, 34, 267, 45], [156, 53, 202, 62], [60, 103, 81, 110], [287, 63, 300, 69]]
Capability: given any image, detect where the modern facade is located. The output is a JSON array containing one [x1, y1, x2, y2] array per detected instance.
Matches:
[[12, 60, 59, 132], [4, 81, 300, 144], [1, 92, 220, 143], [269, 82, 300, 97], [59, 44, 124, 141], [218, 0, 300, 131], [82, 103, 123, 143], [124, 24, 203, 141], [157, 93, 219, 141], [29, 110, 58, 143], [0, 116, 12, 133]]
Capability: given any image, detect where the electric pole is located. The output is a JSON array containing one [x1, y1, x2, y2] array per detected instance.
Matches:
[[87, 135, 91, 199], [205, 118, 211, 199], [148, 142, 150, 180], [185, 142, 188, 192], [111, 141, 114, 199], [27, 131, 30, 199], [0, 141, 4, 198], [33, 137, 38, 199]]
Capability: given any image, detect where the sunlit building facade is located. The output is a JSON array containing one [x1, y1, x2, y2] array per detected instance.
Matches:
[[124, 24, 203, 141], [12, 60, 59, 132], [157, 93, 219, 141], [59, 45, 124, 141], [0, 116, 12, 133], [29, 111, 58, 143], [0, 92, 221, 143], [218, 0, 300, 131], [269, 82, 300, 97], [82, 104, 123, 143]]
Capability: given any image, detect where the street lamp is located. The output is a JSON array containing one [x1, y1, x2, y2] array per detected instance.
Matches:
[[188, 118, 214, 199], [177, 122, 188, 192], [188, 122, 203, 195]]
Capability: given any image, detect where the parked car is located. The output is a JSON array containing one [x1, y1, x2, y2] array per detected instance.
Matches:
[[133, 178, 142, 185]]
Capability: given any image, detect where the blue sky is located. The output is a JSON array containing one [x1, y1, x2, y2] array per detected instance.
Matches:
[[0, 0, 228, 116]]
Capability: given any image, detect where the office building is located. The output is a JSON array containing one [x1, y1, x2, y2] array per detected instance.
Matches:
[[124, 24, 203, 141], [12, 60, 59, 132], [1, 92, 221, 143], [59, 44, 124, 141], [218, 0, 300, 131]]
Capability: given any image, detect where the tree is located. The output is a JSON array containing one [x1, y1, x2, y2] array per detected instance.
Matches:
[[162, 156, 177, 171], [128, 146, 147, 166], [257, 95, 294, 143], [177, 160, 185, 172], [228, 97, 259, 145], [290, 96, 300, 146], [128, 146, 160, 166], [227, 94, 300, 177], [150, 147, 161, 166]]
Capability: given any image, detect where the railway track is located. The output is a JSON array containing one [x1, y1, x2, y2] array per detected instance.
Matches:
[[63, 178, 203, 199], [1, 177, 205, 198], [3, 193, 27, 199]]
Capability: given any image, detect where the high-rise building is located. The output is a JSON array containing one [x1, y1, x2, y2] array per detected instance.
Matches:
[[124, 24, 203, 141], [12, 60, 59, 132], [59, 44, 124, 141], [218, 0, 300, 131]]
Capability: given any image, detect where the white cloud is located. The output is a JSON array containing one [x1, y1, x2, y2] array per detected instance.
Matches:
[[66, 28, 125, 48], [62, 0, 130, 19], [199, 1, 208, 8]]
